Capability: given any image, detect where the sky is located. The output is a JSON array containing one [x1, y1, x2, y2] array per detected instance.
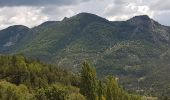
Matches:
[[0, 0, 170, 29]]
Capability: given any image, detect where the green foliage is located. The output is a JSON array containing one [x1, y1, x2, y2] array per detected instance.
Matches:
[[80, 62, 97, 100], [0, 55, 84, 100], [0, 54, 75, 89], [35, 83, 86, 100], [97, 81, 105, 100], [105, 76, 142, 100], [80, 62, 142, 100], [0, 81, 35, 100], [0, 55, 144, 100]]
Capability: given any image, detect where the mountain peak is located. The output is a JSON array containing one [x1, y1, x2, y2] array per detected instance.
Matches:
[[126, 15, 159, 28], [128, 15, 151, 24], [38, 21, 59, 28], [67, 12, 109, 23], [6, 25, 29, 30], [131, 15, 150, 21], [75, 12, 99, 17]]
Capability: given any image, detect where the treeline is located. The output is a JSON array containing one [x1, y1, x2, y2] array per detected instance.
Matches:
[[0, 55, 142, 100], [0, 54, 76, 88]]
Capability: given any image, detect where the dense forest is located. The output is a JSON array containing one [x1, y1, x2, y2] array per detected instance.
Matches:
[[0, 54, 146, 100]]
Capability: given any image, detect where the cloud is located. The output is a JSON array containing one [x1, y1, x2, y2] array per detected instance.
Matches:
[[0, 0, 90, 7], [0, 0, 92, 29], [0, 7, 48, 29], [153, 11, 170, 26], [102, 0, 170, 26], [103, 0, 153, 21], [41, 6, 75, 21], [0, 5, 77, 29], [150, 0, 170, 11], [0, 0, 170, 30]]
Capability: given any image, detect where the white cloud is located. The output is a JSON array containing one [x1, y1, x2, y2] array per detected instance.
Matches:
[[0, 7, 48, 29], [103, 0, 154, 21]]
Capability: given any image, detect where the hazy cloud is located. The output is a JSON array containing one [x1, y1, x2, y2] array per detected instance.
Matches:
[[150, 0, 170, 11]]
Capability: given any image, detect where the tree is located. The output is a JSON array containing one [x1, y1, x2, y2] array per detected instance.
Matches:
[[106, 76, 117, 100], [80, 62, 97, 100], [97, 80, 105, 100], [0, 81, 35, 100], [105, 76, 142, 100], [36, 83, 86, 100]]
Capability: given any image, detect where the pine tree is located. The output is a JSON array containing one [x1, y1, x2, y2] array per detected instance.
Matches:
[[80, 62, 97, 100], [106, 76, 119, 100], [98, 80, 105, 100]]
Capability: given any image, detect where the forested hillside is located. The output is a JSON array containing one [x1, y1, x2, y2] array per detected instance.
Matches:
[[0, 55, 145, 100], [0, 13, 170, 97]]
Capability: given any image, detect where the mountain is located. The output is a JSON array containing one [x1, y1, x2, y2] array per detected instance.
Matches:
[[0, 12, 170, 96], [0, 25, 32, 53]]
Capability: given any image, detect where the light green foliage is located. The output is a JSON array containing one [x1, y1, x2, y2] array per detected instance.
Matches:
[[0, 55, 82, 100], [36, 83, 86, 100], [0, 55, 74, 88], [0, 81, 35, 100]]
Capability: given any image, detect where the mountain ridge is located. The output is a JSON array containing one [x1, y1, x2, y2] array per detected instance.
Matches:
[[0, 13, 170, 96]]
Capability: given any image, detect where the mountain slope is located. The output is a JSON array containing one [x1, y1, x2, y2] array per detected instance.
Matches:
[[0, 25, 32, 53], [0, 13, 170, 96]]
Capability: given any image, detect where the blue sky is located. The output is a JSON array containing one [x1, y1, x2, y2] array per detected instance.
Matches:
[[0, 0, 169, 29]]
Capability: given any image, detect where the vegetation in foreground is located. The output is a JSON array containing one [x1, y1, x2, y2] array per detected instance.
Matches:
[[0, 54, 146, 100]]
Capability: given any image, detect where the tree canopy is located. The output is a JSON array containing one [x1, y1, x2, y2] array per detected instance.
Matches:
[[0, 55, 145, 100]]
